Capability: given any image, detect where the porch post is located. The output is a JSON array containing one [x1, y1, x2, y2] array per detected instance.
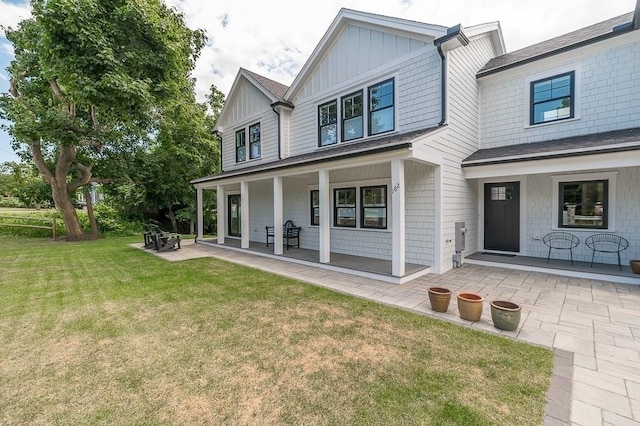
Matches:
[[319, 169, 330, 263], [216, 185, 225, 244], [240, 181, 250, 249], [391, 159, 406, 277], [196, 187, 203, 241], [273, 176, 284, 255], [433, 166, 442, 274]]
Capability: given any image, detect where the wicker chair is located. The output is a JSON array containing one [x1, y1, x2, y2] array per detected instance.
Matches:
[[543, 232, 580, 265]]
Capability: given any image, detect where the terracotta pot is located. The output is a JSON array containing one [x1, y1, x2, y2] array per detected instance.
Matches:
[[457, 292, 484, 322], [630, 260, 640, 275], [490, 300, 522, 331], [428, 287, 452, 312]]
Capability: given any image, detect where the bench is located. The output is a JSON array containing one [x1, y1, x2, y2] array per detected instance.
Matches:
[[585, 233, 628, 271], [142, 223, 181, 252], [266, 220, 301, 250], [543, 232, 580, 265]]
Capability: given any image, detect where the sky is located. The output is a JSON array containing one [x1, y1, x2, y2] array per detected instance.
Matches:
[[0, 0, 636, 163]]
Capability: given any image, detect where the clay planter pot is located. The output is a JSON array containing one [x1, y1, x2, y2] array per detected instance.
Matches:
[[630, 260, 640, 275], [428, 287, 452, 312], [490, 300, 522, 331], [457, 292, 484, 322]]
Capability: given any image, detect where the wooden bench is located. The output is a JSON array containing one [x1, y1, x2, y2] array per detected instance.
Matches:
[[266, 220, 301, 250]]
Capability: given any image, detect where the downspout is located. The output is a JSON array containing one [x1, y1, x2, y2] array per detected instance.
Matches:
[[436, 44, 447, 126], [271, 105, 282, 160], [212, 130, 223, 173]]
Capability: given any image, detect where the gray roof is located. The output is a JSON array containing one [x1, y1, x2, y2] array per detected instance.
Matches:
[[192, 126, 440, 184], [462, 127, 640, 166], [478, 12, 635, 77], [242, 68, 289, 101]]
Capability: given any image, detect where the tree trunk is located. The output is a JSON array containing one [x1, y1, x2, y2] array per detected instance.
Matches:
[[166, 207, 178, 233], [52, 180, 84, 238], [84, 186, 99, 237]]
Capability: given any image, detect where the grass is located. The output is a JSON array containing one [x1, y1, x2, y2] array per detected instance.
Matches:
[[0, 236, 554, 425]]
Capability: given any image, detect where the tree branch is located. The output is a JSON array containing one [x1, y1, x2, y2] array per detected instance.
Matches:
[[30, 140, 54, 183], [91, 105, 99, 131], [8, 69, 29, 98], [68, 161, 93, 193], [49, 78, 74, 116]]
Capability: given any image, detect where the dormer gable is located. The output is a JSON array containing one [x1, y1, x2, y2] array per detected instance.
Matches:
[[285, 8, 448, 101]]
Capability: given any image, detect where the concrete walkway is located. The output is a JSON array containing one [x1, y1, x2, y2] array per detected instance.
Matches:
[[137, 241, 640, 425]]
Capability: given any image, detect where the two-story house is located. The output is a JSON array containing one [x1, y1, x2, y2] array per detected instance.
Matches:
[[192, 4, 640, 284]]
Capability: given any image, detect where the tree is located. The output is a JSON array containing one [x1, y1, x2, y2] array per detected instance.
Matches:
[[0, 0, 205, 239]]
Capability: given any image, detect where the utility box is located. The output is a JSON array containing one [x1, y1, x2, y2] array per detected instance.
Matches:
[[455, 222, 467, 252]]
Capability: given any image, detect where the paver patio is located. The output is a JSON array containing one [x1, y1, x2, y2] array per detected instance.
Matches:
[[136, 240, 640, 425]]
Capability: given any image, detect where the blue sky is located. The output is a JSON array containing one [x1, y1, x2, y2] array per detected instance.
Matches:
[[0, 0, 636, 163]]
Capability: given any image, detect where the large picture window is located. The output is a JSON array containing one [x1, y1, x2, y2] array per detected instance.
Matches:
[[319, 100, 337, 146], [361, 186, 387, 229], [235, 129, 246, 162], [531, 71, 574, 125], [310, 190, 319, 226], [342, 91, 363, 142], [559, 180, 607, 229], [249, 123, 261, 159], [334, 188, 356, 227], [368, 79, 394, 135]]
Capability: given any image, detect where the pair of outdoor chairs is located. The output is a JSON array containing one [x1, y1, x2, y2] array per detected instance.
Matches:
[[142, 223, 181, 253], [543, 232, 629, 270], [265, 220, 301, 250]]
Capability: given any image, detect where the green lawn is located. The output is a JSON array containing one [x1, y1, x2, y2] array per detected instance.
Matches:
[[0, 236, 553, 425]]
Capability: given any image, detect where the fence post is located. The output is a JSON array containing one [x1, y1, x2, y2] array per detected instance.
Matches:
[[52, 217, 56, 238]]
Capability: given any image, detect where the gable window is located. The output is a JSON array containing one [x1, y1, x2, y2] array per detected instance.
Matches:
[[310, 190, 319, 226], [361, 186, 387, 229], [319, 100, 337, 146], [559, 180, 607, 229], [235, 129, 246, 162], [334, 188, 356, 228], [342, 91, 363, 142], [531, 71, 574, 125], [369, 79, 394, 135], [249, 123, 261, 159]]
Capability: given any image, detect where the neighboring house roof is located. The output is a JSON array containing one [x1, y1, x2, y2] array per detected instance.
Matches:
[[192, 126, 441, 184], [477, 12, 636, 77], [462, 127, 640, 167]]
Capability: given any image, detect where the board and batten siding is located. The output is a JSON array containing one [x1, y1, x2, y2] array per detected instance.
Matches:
[[479, 34, 640, 149]]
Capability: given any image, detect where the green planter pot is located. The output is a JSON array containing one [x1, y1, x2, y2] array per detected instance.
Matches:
[[490, 300, 522, 331], [457, 292, 483, 321], [428, 287, 452, 312]]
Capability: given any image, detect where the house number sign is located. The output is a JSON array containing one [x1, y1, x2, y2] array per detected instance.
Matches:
[[392, 183, 400, 195]]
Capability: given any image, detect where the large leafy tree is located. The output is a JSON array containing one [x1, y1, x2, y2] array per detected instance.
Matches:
[[0, 0, 205, 239]]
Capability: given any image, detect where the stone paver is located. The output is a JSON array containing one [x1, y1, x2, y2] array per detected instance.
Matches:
[[133, 241, 640, 425]]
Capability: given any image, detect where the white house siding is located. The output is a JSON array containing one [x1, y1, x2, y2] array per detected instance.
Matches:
[[220, 81, 280, 172], [287, 48, 442, 157], [405, 161, 435, 266], [479, 32, 640, 149], [429, 35, 496, 272], [523, 166, 640, 266]]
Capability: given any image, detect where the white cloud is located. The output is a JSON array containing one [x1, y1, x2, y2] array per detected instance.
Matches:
[[0, 1, 31, 36]]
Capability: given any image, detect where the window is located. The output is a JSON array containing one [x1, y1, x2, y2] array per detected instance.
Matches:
[[342, 91, 363, 142], [334, 188, 356, 227], [319, 100, 337, 146], [559, 180, 607, 229], [361, 186, 387, 229], [531, 71, 574, 125], [369, 79, 394, 135], [310, 190, 319, 226], [249, 123, 261, 159], [235, 129, 246, 162]]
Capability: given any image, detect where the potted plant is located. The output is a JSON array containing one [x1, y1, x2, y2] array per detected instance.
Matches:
[[428, 287, 451, 312], [457, 292, 483, 322], [490, 300, 522, 331], [630, 260, 640, 275]]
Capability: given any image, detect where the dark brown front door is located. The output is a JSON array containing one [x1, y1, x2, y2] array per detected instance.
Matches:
[[484, 182, 520, 252]]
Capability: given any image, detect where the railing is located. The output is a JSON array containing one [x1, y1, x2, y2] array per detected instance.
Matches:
[[0, 215, 57, 238]]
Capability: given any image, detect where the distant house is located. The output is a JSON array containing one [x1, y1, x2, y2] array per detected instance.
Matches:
[[193, 2, 640, 284]]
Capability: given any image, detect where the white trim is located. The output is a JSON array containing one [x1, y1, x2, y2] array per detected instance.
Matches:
[[196, 187, 203, 240], [551, 171, 617, 232], [216, 186, 226, 244], [273, 176, 283, 255], [391, 159, 406, 277], [319, 170, 331, 263], [240, 181, 249, 249]]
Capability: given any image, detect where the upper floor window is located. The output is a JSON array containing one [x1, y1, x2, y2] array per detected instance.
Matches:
[[334, 188, 356, 228], [559, 179, 607, 229], [319, 100, 337, 146], [530, 71, 574, 125], [235, 129, 246, 162], [369, 79, 394, 135], [249, 123, 261, 159], [342, 91, 363, 142], [361, 186, 387, 229]]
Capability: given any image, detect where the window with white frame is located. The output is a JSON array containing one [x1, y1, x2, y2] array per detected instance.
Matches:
[[249, 123, 261, 159], [530, 71, 574, 125], [235, 129, 246, 162], [558, 180, 608, 229]]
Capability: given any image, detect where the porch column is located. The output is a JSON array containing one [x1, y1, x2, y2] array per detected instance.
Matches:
[[196, 187, 203, 241], [240, 181, 250, 249], [319, 169, 330, 263], [433, 166, 442, 274], [391, 159, 406, 277], [273, 176, 284, 255], [216, 185, 225, 244]]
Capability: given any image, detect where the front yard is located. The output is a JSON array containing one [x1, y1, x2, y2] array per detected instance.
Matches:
[[0, 236, 553, 425]]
